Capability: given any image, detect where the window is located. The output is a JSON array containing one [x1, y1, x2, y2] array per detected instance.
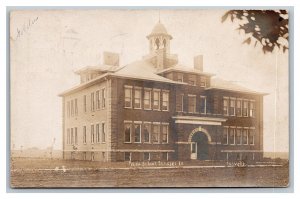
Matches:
[[124, 122, 132, 143], [134, 123, 141, 143], [144, 89, 151, 110], [162, 91, 169, 111], [67, 101, 70, 117], [74, 127, 78, 145], [229, 128, 235, 145], [176, 94, 184, 112], [101, 88, 106, 108], [96, 124, 100, 143], [124, 86, 132, 108], [102, 152, 106, 161], [83, 126, 87, 144], [102, 122, 106, 143], [96, 90, 100, 110], [134, 88, 142, 109], [83, 95, 87, 113], [188, 75, 196, 86], [200, 76, 206, 87], [236, 128, 242, 145], [144, 152, 150, 161], [67, 128, 70, 144], [91, 124, 95, 144], [152, 124, 160, 143], [223, 97, 229, 115], [188, 95, 196, 113], [74, 99, 78, 116], [200, 96, 207, 114], [229, 98, 235, 116], [153, 90, 160, 110], [177, 73, 184, 82], [236, 99, 242, 116], [242, 129, 248, 145], [222, 127, 228, 145], [250, 101, 255, 117], [124, 152, 131, 161], [243, 100, 249, 117], [71, 100, 74, 116], [249, 129, 255, 145], [143, 123, 151, 143], [91, 92, 95, 111], [71, 128, 74, 144], [83, 152, 86, 160], [162, 124, 168, 143]]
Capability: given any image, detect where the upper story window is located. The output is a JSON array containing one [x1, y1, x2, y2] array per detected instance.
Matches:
[[96, 90, 100, 110], [71, 100, 74, 116], [152, 123, 160, 143], [96, 124, 100, 143], [176, 94, 184, 112], [229, 128, 235, 145], [236, 99, 242, 117], [101, 88, 106, 109], [74, 127, 78, 145], [83, 95, 87, 113], [67, 101, 70, 118], [249, 129, 255, 145], [242, 129, 248, 145], [188, 95, 196, 113], [222, 127, 228, 145], [223, 97, 229, 115], [124, 122, 132, 143], [153, 90, 160, 110], [102, 122, 106, 143], [74, 99, 78, 116], [162, 124, 168, 143], [124, 86, 132, 108], [177, 73, 184, 82], [229, 98, 236, 116], [134, 122, 142, 143], [143, 123, 151, 143], [200, 76, 206, 87], [249, 101, 255, 117], [91, 92, 95, 112], [134, 87, 142, 109], [200, 96, 207, 114], [162, 91, 169, 111], [188, 75, 196, 86], [236, 128, 242, 145], [243, 100, 249, 117], [144, 89, 152, 110]]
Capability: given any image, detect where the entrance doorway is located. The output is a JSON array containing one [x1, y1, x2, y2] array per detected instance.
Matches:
[[190, 132, 209, 160]]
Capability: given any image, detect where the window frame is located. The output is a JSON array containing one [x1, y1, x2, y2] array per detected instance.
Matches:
[[161, 123, 169, 144], [223, 127, 229, 145], [124, 85, 133, 108], [143, 88, 152, 110], [102, 122, 106, 143], [229, 98, 236, 116], [143, 122, 151, 144], [176, 94, 184, 112], [101, 88, 106, 109], [200, 95, 207, 114], [124, 121, 132, 143], [134, 122, 142, 143], [83, 126, 87, 144], [134, 87, 142, 109], [162, 90, 169, 111], [223, 97, 229, 116], [188, 95, 197, 113], [152, 123, 160, 144], [153, 89, 161, 111]]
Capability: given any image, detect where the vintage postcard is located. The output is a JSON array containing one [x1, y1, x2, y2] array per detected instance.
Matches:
[[10, 9, 289, 188]]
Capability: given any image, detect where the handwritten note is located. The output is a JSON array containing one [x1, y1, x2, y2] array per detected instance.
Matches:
[[14, 16, 39, 41]]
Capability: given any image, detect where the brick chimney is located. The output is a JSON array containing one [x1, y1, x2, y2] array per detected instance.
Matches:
[[103, 51, 119, 66], [194, 55, 203, 71]]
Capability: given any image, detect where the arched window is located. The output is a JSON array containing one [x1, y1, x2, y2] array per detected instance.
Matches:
[[163, 39, 166, 48], [155, 38, 160, 49]]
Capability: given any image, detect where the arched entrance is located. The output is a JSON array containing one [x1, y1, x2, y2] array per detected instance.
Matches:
[[190, 132, 209, 160]]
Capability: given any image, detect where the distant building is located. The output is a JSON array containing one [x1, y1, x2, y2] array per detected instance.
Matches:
[[59, 21, 265, 162]]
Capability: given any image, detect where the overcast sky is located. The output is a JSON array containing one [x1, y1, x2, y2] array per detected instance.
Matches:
[[10, 9, 289, 153]]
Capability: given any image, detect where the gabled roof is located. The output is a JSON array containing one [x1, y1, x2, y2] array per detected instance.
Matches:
[[156, 65, 215, 77], [206, 77, 268, 95], [74, 65, 119, 74], [114, 60, 185, 84]]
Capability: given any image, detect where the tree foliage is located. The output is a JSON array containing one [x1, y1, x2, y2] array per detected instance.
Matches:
[[222, 10, 289, 53]]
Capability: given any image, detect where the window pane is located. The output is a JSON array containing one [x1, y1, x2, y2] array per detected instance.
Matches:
[[124, 123, 131, 143], [243, 101, 249, 116], [243, 129, 248, 145], [176, 94, 183, 112], [153, 91, 160, 110], [162, 125, 168, 143], [102, 123, 106, 143], [236, 129, 242, 145], [229, 99, 235, 116], [144, 90, 151, 109], [188, 96, 196, 113], [134, 89, 141, 108], [223, 98, 228, 115], [125, 87, 132, 108], [223, 128, 228, 145], [249, 129, 255, 145], [162, 92, 169, 111], [200, 96, 206, 114], [236, 100, 242, 116], [152, 125, 159, 143], [229, 128, 235, 145], [144, 124, 150, 143], [144, 152, 150, 161], [134, 124, 141, 143], [125, 152, 131, 161], [250, 101, 255, 117]]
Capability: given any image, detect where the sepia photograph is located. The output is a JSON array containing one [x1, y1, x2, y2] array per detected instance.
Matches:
[[9, 9, 289, 188]]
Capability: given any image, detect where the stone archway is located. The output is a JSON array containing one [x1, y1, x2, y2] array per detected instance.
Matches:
[[188, 127, 211, 160]]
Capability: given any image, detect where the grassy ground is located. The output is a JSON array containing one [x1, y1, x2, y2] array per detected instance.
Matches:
[[10, 158, 289, 188]]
